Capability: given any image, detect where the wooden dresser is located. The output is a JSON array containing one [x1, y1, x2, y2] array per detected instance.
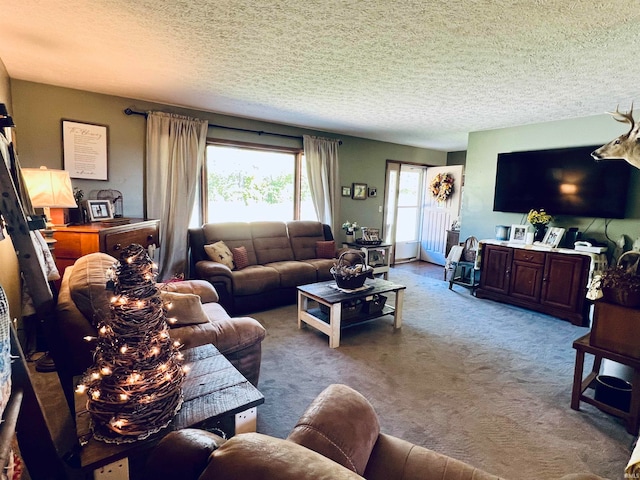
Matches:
[[476, 241, 591, 326], [52, 219, 160, 275]]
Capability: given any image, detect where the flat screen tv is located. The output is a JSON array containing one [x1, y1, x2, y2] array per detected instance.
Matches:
[[493, 145, 631, 219]]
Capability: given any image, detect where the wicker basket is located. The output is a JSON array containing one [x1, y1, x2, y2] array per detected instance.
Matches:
[[330, 250, 374, 290]]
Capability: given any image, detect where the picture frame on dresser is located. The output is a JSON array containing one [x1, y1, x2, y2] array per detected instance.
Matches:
[[509, 224, 528, 243], [542, 227, 565, 248], [84, 199, 113, 222]]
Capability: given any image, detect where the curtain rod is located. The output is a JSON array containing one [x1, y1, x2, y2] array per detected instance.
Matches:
[[123, 108, 342, 145]]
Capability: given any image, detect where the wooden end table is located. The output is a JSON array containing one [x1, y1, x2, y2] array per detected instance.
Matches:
[[297, 278, 406, 348], [571, 333, 640, 435], [74, 344, 264, 479]]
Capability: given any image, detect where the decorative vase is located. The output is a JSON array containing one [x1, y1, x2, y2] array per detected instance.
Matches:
[[533, 224, 547, 242], [346, 233, 355, 243]]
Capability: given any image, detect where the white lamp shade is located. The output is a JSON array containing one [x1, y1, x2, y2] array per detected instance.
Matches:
[[22, 167, 77, 208]]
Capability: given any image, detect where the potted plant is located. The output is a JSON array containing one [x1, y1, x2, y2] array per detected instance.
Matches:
[[598, 265, 640, 307]]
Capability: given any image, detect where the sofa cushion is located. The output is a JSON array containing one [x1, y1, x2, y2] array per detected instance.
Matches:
[[203, 222, 258, 266], [265, 261, 317, 288], [68, 252, 118, 326], [251, 222, 295, 264], [316, 240, 336, 259], [231, 265, 281, 296], [303, 259, 335, 281], [160, 291, 209, 326], [288, 221, 327, 260], [232, 246, 250, 270], [204, 241, 235, 269]]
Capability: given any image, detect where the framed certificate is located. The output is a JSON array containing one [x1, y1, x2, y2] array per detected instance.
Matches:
[[62, 119, 109, 180]]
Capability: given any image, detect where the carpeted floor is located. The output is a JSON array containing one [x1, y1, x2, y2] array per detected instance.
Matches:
[[252, 262, 632, 480]]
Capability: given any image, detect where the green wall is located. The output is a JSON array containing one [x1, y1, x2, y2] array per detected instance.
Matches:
[[461, 115, 640, 249], [11, 80, 445, 240]]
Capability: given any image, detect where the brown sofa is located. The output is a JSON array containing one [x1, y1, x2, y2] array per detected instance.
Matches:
[[146, 384, 604, 480], [51, 252, 266, 410], [189, 220, 338, 314]]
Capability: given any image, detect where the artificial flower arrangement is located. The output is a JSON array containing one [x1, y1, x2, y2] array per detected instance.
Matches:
[[342, 221, 360, 234], [527, 208, 553, 226], [430, 173, 454, 202]]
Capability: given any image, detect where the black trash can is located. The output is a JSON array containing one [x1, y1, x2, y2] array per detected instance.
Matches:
[[594, 375, 632, 412]]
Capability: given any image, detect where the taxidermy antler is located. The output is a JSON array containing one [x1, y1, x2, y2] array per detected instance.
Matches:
[[591, 104, 640, 169]]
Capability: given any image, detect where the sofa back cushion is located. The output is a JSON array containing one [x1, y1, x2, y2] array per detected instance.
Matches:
[[68, 252, 118, 326], [202, 222, 258, 266], [251, 222, 294, 264], [287, 221, 328, 260]]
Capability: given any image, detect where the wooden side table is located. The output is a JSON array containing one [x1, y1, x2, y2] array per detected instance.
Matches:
[[342, 243, 391, 279], [571, 333, 640, 435], [74, 344, 264, 479]]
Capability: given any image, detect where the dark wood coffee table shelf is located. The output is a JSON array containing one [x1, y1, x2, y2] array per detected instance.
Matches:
[[74, 343, 263, 479], [297, 278, 406, 348]]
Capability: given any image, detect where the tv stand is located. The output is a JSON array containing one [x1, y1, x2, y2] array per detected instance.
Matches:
[[476, 241, 592, 326]]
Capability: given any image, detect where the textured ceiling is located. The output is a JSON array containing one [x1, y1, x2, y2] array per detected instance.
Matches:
[[1, 1, 639, 151]]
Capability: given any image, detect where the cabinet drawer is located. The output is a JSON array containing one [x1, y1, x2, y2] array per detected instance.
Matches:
[[513, 249, 545, 265], [102, 226, 159, 256]]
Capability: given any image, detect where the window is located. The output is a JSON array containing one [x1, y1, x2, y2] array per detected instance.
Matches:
[[196, 142, 315, 224]]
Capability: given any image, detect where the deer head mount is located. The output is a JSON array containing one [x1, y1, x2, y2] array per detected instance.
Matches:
[[591, 104, 640, 169]]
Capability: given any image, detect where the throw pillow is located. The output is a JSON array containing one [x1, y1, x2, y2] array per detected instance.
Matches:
[[316, 240, 336, 259], [159, 291, 210, 326], [204, 241, 235, 269], [232, 246, 250, 270]]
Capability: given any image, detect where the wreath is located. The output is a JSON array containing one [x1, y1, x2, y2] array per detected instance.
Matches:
[[430, 173, 454, 202]]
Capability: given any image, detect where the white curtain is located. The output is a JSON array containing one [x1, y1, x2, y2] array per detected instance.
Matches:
[[303, 135, 340, 236], [146, 112, 208, 280]]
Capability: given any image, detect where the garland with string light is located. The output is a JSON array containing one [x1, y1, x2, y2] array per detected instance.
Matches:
[[76, 243, 187, 444]]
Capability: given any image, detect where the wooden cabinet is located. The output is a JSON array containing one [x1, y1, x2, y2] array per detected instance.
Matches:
[[52, 219, 160, 275], [477, 243, 590, 325]]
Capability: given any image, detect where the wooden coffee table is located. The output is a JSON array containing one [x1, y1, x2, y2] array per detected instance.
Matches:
[[74, 343, 264, 479], [297, 278, 406, 348]]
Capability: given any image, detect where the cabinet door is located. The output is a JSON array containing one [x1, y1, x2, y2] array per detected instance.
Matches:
[[479, 245, 512, 294], [540, 253, 587, 311], [509, 250, 545, 303]]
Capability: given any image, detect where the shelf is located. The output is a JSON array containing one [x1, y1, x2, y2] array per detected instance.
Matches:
[[307, 304, 395, 329]]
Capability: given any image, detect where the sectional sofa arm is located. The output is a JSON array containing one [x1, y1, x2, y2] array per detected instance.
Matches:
[[195, 260, 233, 278], [145, 429, 226, 480], [157, 279, 219, 303]]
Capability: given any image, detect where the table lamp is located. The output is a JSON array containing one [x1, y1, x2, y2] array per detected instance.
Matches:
[[22, 166, 77, 229]]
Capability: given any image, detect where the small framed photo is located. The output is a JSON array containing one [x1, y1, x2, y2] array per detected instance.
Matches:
[[509, 224, 528, 243], [352, 183, 367, 200], [85, 199, 114, 222], [341, 186, 351, 197], [542, 227, 565, 248], [363, 228, 380, 241], [368, 187, 377, 197]]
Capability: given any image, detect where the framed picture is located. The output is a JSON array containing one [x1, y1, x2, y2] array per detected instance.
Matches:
[[85, 199, 114, 222], [363, 228, 380, 241], [352, 183, 367, 200], [368, 187, 377, 197], [542, 227, 565, 248], [62, 119, 109, 180], [509, 224, 528, 243], [341, 186, 351, 197]]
